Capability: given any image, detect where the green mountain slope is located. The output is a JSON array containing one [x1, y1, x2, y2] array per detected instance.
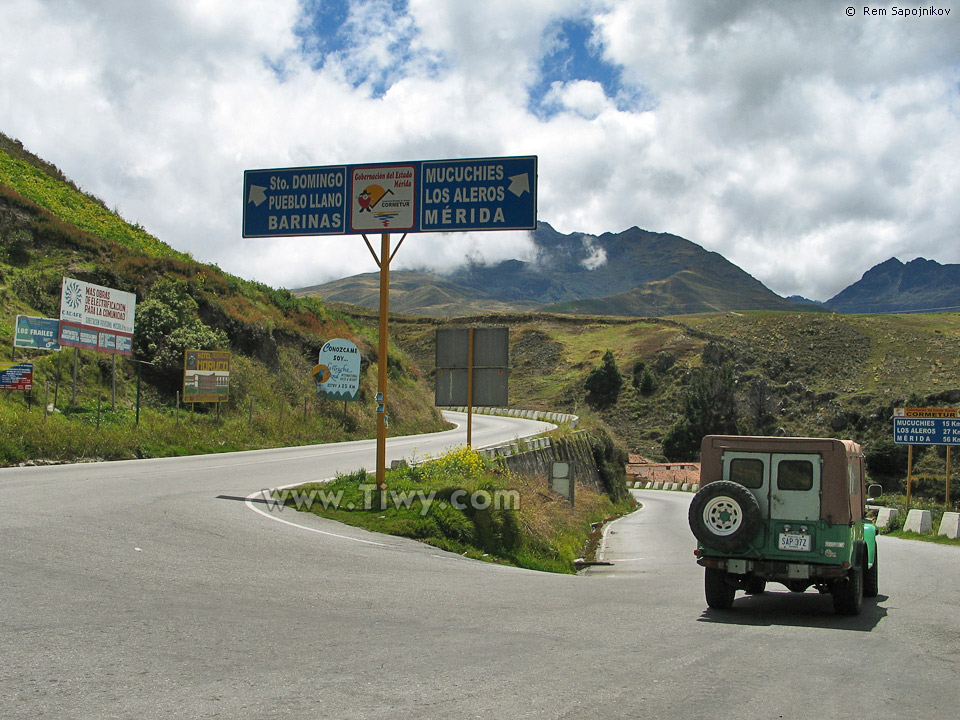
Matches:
[[0, 133, 447, 463]]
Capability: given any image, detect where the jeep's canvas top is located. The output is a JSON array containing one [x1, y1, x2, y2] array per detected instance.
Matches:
[[699, 435, 865, 525]]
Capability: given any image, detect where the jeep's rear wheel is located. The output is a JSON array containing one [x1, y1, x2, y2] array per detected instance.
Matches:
[[832, 561, 864, 616], [704, 568, 736, 609], [689, 481, 762, 553], [864, 545, 879, 598]]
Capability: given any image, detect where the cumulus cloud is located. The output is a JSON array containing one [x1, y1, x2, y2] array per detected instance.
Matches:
[[0, 0, 957, 301]]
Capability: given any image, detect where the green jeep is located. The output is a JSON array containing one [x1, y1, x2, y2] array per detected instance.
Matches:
[[689, 435, 878, 615]]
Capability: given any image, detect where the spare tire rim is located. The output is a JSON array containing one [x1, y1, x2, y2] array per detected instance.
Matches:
[[703, 496, 742, 536]]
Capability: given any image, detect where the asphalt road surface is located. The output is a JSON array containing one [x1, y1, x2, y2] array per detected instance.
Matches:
[[2, 415, 959, 719]]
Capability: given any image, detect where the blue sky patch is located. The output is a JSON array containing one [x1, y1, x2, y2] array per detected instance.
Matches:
[[529, 18, 636, 118], [293, 0, 440, 97]]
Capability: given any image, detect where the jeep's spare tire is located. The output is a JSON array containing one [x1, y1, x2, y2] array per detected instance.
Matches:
[[689, 480, 762, 553]]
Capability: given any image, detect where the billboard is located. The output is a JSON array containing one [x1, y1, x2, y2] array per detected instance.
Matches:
[[14, 315, 60, 351], [314, 339, 361, 402], [58, 278, 136, 356], [183, 350, 230, 403]]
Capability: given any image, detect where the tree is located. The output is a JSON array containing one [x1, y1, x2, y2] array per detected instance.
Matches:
[[639, 368, 656, 396], [662, 363, 739, 460], [133, 276, 228, 393], [744, 377, 775, 434], [585, 350, 622, 408]]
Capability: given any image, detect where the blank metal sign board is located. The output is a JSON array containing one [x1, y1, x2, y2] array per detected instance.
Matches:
[[435, 327, 509, 407]]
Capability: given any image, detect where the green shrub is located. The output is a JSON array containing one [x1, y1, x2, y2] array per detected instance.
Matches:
[[585, 350, 622, 408]]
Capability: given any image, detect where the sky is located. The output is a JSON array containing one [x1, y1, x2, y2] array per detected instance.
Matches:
[[1, 0, 958, 302]]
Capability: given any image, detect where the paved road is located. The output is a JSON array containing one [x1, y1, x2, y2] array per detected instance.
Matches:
[[2, 422, 959, 719]]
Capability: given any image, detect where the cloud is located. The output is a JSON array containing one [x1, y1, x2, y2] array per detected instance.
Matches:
[[0, 0, 957, 302]]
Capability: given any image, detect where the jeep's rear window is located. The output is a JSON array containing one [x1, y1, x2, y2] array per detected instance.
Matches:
[[777, 460, 814, 491], [729, 458, 764, 488]]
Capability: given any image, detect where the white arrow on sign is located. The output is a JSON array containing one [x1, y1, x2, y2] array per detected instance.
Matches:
[[508, 173, 530, 197], [248, 184, 267, 206]]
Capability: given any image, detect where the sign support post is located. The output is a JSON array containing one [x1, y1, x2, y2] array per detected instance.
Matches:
[[946, 446, 952, 508], [467, 327, 474, 448], [363, 232, 407, 501], [377, 232, 390, 499], [906, 444, 914, 510]]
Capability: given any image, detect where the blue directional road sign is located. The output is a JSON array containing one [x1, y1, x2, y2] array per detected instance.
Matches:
[[243, 165, 348, 237], [419, 156, 537, 232], [242, 156, 536, 237], [894, 416, 960, 445]]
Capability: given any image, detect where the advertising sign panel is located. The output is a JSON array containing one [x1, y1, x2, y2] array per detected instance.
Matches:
[[58, 278, 136, 356], [183, 350, 230, 403], [893, 407, 960, 445], [243, 156, 536, 237], [0, 362, 33, 391], [14, 315, 60, 351], [314, 339, 361, 402]]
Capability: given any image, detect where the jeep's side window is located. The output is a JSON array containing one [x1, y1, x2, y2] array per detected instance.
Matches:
[[777, 460, 814, 491], [730, 458, 764, 488]]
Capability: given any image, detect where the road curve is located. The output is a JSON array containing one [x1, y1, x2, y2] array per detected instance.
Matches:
[[2, 429, 959, 719]]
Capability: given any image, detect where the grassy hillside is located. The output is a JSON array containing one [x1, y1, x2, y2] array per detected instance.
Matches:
[[380, 309, 960, 486], [545, 267, 815, 316], [0, 134, 448, 464]]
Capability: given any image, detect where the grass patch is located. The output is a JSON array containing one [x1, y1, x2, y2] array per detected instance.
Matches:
[[883, 530, 960, 547], [0, 391, 450, 466], [276, 446, 636, 573]]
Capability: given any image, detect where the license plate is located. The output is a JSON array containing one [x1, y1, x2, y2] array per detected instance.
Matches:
[[778, 533, 811, 552]]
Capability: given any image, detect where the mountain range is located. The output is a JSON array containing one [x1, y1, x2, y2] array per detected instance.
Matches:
[[823, 257, 960, 314], [295, 222, 960, 317], [295, 223, 814, 317]]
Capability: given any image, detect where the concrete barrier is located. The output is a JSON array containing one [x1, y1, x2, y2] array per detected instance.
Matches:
[[645, 482, 653, 489], [691, 484, 700, 492], [681, 483, 690, 492], [653, 482, 662, 490], [874, 507, 900, 530], [938, 512, 960, 539], [903, 509, 933, 533]]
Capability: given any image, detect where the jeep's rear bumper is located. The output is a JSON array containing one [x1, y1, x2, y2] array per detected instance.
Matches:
[[696, 556, 848, 580]]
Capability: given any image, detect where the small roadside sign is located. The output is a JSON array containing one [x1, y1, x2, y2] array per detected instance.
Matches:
[[551, 461, 575, 506], [0, 362, 33, 391], [315, 339, 361, 402], [183, 350, 230, 403], [14, 315, 60, 351]]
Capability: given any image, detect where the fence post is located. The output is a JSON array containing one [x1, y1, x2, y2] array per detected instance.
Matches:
[[249, 398, 254, 426]]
